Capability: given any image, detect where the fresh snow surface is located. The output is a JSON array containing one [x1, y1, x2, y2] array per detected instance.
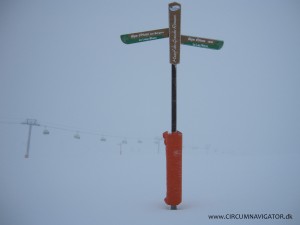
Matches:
[[1, 141, 299, 225]]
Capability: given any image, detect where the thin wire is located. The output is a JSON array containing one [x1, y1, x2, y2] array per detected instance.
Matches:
[[40, 124, 144, 140], [0, 118, 161, 142], [38, 121, 156, 140], [0, 121, 20, 125]]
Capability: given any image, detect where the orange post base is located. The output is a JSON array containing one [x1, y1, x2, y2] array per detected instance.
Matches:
[[163, 131, 182, 208]]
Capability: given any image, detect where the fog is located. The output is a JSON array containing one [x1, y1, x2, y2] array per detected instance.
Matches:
[[1, 0, 300, 224]]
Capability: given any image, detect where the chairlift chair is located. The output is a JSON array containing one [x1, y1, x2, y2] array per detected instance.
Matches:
[[74, 133, 80, 139], [43, 128, 50, 135], [100, 137, 106, 142]]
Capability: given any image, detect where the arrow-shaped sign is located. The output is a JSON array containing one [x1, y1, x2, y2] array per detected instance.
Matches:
[[181, 35, 224, 50], [121, 29, 223, 50], [120, 28, 169, 44]]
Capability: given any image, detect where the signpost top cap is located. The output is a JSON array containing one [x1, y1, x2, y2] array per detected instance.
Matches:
[[169, 2, 181, 11], [169, 5, 180, 11]]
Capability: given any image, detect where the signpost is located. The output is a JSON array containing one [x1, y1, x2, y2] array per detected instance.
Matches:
[[121, 2, 224, 210]]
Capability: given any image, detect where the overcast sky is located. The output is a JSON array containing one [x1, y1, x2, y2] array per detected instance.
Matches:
[[1, 0, 300, 155], [1, 1, 300, 225]]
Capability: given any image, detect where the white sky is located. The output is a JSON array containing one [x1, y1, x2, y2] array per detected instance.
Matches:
[[1, 0, 300, 152], [1, 1, 300, 225]]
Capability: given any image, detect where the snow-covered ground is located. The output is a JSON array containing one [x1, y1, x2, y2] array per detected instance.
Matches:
[[1, 133, 299, 225], [1, 1, 300, 224]]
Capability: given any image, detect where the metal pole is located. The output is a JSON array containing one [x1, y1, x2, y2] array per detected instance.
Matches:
[[25, 124, 32, 158], [172, 64, 177, 133], [171, 63, 178, 210], [22, 119, 39, 159], [119, 143, 122, 155]]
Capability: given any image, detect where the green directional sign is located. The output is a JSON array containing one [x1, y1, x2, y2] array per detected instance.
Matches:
[[181, 35, 224, 50], [121, 28, 169, 44]]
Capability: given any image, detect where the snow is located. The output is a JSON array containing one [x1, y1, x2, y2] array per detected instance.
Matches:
[[1, 140, 299, 225], [1, 0, 300, 224]]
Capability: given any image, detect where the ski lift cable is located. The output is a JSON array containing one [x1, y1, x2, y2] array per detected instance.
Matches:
[[0, 116, 27, 123], [0, 121, 20, 125], [38, 121, 99, 134], [37, 121, 121, 138], [39, 124, 123, 139], [38, 122, 154, 141], [1, 118, 160, 143], [40, 124, 100, 135], [38, 120, 155, 140]]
